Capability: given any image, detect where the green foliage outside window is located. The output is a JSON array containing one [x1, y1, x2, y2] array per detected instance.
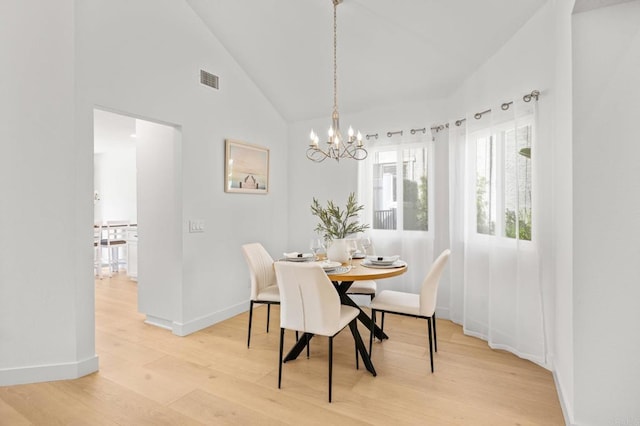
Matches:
[[476, 175, 495, 235], [505, 209, 532, 240], [403, 176, 428, 231]]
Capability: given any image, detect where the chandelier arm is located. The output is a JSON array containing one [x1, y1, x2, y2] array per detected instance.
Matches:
[[307, 142, 367, 162], [307, 147, 329, 162], [343, 142, 368, 160]]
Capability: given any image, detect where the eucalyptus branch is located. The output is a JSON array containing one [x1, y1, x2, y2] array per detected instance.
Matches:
[[311, 193, 369, 240]]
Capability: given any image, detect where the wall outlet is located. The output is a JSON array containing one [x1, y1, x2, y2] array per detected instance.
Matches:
[[189, 220, 205, 233]]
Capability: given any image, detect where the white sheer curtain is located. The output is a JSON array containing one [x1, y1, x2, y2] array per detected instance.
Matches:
[[447, 97, 547, 365], [358, 131, 435, 293]]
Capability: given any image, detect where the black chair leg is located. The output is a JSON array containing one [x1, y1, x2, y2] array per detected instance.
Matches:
[[427, 317, 434, 373], [278, 328, 285, 388], [369, 310, 376, 355], [381, 312, 385, 333], [306, 333, 310, 358], [433, 313, 438, 353], [247, 301, 254, 348], [266, 304, 271, 333], [328, 336, 333, 403], [354, 321, 359, 370]]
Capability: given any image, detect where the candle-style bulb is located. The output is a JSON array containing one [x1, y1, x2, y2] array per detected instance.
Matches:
[[348, 126, 354, 138], [310, 129, 315, 141]]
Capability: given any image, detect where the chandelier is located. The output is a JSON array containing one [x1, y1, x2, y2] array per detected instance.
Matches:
[[307, 0, 367, 162]]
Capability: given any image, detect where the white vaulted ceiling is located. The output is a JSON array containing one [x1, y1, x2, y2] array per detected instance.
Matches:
[[187, 0, 547, 122]]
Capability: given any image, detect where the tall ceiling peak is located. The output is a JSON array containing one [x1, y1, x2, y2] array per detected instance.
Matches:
[[187, 0, 547, 122]]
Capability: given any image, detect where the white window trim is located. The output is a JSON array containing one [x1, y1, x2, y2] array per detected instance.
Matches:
[[365, 139, 433, 235], [467, 116, 534, 244]]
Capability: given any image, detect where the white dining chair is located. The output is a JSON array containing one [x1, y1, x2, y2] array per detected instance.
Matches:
[[369, 249, 451, 373], [241, 243, 280, 348], [346, 279, 376, 301], [100, 220, 130, 276], [274, 261, 362, 402], [346, 237, 377, 301]]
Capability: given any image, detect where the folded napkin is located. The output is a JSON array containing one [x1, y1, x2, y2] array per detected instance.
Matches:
[[365, 255, 400, 263], [283, 252, 314, 259]]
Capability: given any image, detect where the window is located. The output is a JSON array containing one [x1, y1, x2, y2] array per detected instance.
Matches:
[[472, 121, 532, 240], [371, 144, 429, 231]]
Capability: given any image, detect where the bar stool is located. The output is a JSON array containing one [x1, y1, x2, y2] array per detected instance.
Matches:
[[101, 220, 130, 275]]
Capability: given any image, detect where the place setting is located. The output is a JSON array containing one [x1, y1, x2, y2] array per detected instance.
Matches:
[[281, 237, 352, 274], [320, 260, 351, 274], [361, 255, 407, 269], [281, 252, 315, 262]]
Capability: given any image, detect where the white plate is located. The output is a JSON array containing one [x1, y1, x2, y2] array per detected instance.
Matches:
[[320, 261, 342, 271], [283, 252, 314, 262], [361, 260, 407, 269], [365, 255, 400, 265]]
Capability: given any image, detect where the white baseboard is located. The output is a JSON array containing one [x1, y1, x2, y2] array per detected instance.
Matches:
[[144, 315, 174, 330], [435, 306, 450, 320], [552, 363, 576, 426], [172, 300, 249, 336], [0, 355, 99, 386]]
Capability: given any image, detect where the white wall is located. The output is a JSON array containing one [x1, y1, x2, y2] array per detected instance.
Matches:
[[1, 0, 288, 384], [75, 0, 289, 336], [0, 0, 98, 384], [93, 148, 137, 224], [572, 2, 640, 424], [552, 0, 576, 422], [136, 119, 182, 328]]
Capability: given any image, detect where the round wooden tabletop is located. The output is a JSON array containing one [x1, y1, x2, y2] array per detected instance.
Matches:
[[325, 258, 407, 281]]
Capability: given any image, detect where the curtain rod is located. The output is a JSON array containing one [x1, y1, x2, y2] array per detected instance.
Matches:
[[366, 128, 427, 140], [431, 89, 540, 132], [364, 90, 540, 139]]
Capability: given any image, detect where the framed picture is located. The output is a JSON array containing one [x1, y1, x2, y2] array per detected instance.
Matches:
[[224, 139, 269, 194]]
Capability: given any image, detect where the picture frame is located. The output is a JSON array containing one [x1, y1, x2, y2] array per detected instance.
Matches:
[[224, 139, 269, 194]]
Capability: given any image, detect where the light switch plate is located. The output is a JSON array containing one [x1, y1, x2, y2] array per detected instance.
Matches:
[[189, 220, 205, 233]]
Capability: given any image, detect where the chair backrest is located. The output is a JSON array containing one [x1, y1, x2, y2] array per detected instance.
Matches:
[[94, 223, 103, 247], [103, 220, 130, 246], [241, 243, 276, 300], [419, 249, 451, 317], [274, 262, 340, 336]]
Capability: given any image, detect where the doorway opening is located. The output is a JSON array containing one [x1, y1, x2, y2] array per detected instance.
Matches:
[[93, 108, 183, 332]]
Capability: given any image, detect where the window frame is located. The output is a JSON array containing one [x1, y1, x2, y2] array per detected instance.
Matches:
[[367, 140, 433, 234], [468, 116, 533, 243]]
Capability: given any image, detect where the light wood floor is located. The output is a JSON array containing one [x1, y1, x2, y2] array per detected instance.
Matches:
[[0, 273, 564, 425]]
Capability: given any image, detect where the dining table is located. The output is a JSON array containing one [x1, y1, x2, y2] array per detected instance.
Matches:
[[282, 257, 408, 377]]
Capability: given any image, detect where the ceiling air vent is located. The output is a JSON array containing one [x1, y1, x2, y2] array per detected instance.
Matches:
[[200, 70, 219, 90]]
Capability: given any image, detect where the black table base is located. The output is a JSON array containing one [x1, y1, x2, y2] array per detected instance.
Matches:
[[281, 280, 387, 377]]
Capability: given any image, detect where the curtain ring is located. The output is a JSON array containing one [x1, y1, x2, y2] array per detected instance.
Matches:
[[523, 90, 540, 102]]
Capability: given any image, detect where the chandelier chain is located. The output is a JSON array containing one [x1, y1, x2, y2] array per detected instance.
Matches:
[[306, 0, 367, 162], [333, 1, 338, 111]]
